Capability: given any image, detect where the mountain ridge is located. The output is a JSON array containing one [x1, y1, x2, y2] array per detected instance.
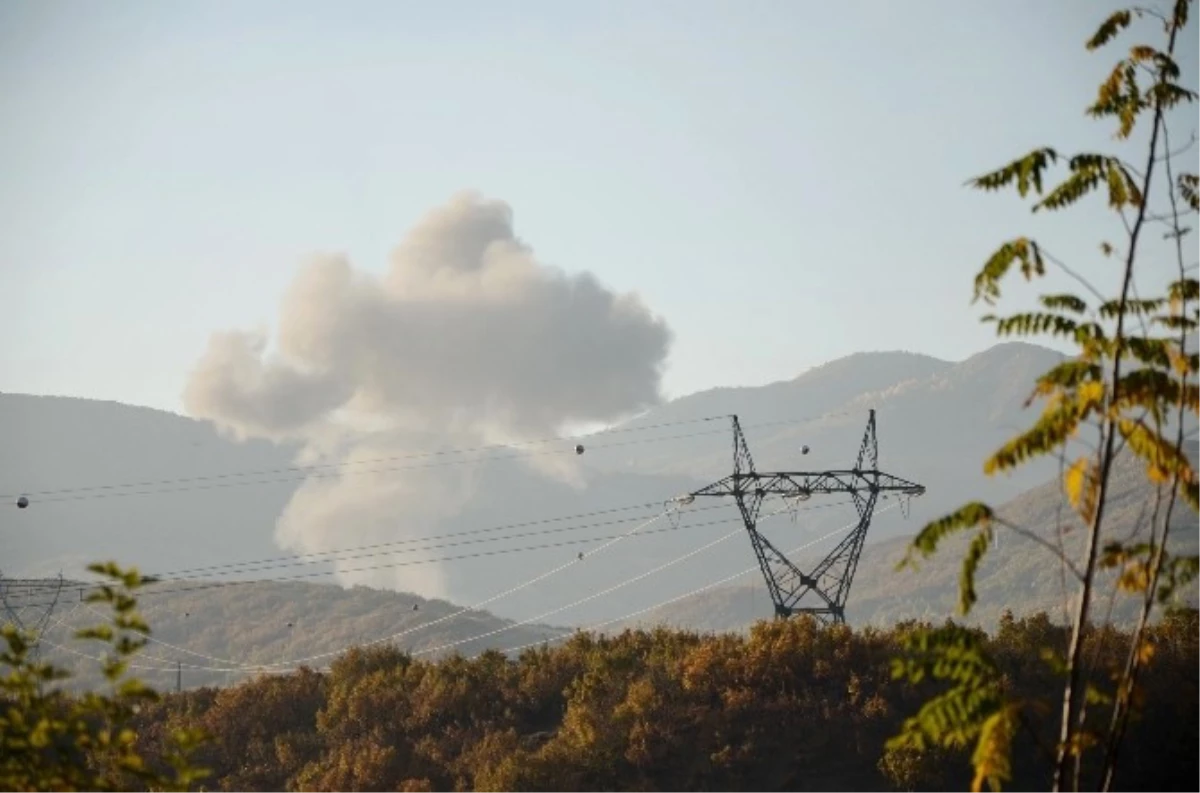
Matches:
[[7, 340, 1190, 632]]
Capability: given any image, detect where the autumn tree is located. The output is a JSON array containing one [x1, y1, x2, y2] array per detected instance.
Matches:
[[889, 2, 1199, 791], [0, 562, 208, 792]]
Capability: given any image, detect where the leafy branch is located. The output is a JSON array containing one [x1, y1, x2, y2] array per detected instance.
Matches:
[[0, 562, 209, 792], [890, 2, 1199, 790]]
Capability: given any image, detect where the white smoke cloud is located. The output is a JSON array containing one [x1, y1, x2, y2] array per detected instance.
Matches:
[[183, 191, 671, 597]]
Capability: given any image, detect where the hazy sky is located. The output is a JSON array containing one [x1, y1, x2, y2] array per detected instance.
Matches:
[[2, 0, 1196, 416]]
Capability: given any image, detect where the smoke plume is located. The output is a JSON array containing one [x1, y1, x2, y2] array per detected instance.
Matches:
[[184, 192, 671, 598]]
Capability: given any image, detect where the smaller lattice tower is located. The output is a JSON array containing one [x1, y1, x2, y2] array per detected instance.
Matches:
[[0, 573, 81, 661]]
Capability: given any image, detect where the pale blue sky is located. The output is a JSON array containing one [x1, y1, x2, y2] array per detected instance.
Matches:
[[1, 1, 1196, 415]]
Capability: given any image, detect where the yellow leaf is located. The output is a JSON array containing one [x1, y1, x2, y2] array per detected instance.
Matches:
[[1119, 561, 1151, 593], [1064, 457, 1088, 507], [971, 703, 1019, 792], [1137, 639, 1156, 664], [1078, 380, 1106, 408]]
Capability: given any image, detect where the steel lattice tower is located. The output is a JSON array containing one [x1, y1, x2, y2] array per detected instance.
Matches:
[[0, 574, 77, 659], [688, 410, 924, 624]]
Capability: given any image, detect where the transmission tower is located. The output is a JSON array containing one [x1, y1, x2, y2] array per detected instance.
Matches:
[[688, 410, 924, 624], [0, 573, 75, 660]]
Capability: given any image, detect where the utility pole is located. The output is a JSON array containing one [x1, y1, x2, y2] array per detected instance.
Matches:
[[176, 660, 182, 694], [686, 410, 925, 624]]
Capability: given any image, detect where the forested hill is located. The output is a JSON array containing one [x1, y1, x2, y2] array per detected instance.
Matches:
[[124, 611, 1199, 791], [33, 581, 568, 692]]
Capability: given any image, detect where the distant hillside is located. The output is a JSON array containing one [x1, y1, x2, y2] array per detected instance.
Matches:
[[0, 393, 300, 579], [20, 443, 1198, 695], [5, 342, 1194, 629], [616, 442, 1200, 634], [29, 579, 568, 692], [0, 392, 712, 626]]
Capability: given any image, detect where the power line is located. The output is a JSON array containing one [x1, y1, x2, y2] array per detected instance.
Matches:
[[22, 502, 836, 610], [410, 500, 799, 659], [159, 497, 846, 584], [39, 501, 894, 676], [2, 414, 730, 502], [15, 519, 701, 609], [15, 429, 724, 504], [240, 500, 679, 671], [49, 506, 760, 673], [15, 412, 867, 676], [5, 498, 686, 584], [499, 501, 904, 657], [14, 500, 854, 611], [43, 499, 857, 673], [160, 503, 737, 581], [149, 499, 683, 579], [5, 411, 848, 506]]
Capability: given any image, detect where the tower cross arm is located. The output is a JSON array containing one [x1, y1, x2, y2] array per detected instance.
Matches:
[[689, 470, 924, 499]]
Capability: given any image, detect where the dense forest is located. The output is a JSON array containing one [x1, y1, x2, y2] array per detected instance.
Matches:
[[118, 611, 1198, 791]]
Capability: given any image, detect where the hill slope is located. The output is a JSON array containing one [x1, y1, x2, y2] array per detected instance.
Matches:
[[20, 444, 1197, 694], [26, 579, 569, 692], [5, 342, 1194, 628], [0, 393, 300, 579]]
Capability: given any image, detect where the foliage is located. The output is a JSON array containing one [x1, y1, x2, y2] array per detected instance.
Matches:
[[0, 563, 208, 792], [102, 614, 1200, 791], [893, 1, 1199, 790]]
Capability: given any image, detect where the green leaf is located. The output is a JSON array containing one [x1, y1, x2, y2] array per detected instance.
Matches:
[[959, 528, 994, 614], [969, 148, 1058, 197], [1098, 297, 1166, 318], [1168, 276, 1199, 303], [1114, 367, 1199, 416], [1147, 80, 1198, 110], [1179, 174, 1199, 212], [1032, 154, 1142, 212], [985, 393, 1096, 475], [1033, 155, 1106, 212], [990, 312, 1080, 340], [889, 623, 1012, 790], [1030, 360, 1103, 401], [972, 238, 1046, 305], [1085, 683, 1113, 706], [1158, 554, 1200, 604], [1086, 9, 1133, 50], [75, 626, 114, 643], [900, 503, 995, 570], [1121, 336, 1175, 369], [1039, 294, 1089, 314], [1154, 315, 1199, 331]]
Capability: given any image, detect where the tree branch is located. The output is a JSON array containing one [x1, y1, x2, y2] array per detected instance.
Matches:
[[994, 517, 1085, 582], [1039, 246, 1109, 306]]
